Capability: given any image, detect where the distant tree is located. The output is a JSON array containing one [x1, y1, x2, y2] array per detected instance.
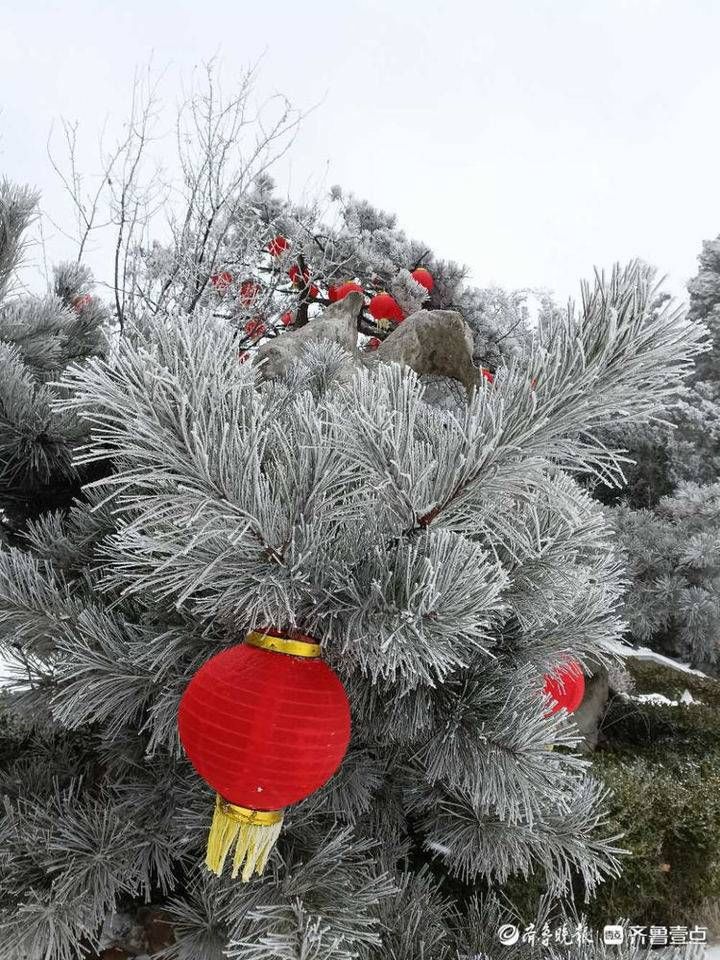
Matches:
[[613, 481, 720, 671], [579, 238, 720, 671], [0, 180, 108, 541]]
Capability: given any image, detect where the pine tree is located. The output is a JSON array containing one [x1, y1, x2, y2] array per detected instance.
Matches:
[[612, 480, 720, 671], [0, 180, 108, 540], [586, 238, 720, 669], [0, 213, 705, 960]]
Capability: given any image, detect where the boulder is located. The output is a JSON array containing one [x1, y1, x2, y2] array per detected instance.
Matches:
[[255, 292, 362, 382], [376, 309, 481, 396], [253, 299, 483, 399]]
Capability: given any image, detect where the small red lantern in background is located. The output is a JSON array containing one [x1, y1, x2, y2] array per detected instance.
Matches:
[[480, 368, 494, 384], [267, 235, 289, 257], [369, 292, 405, 325], [211, 271, 233, 293], [178, 628, 351, 881], [239, 280, 261, 306], [280, 311, 294, 327], [287, 264, 310, 286], [307, 283, 319, 299], [330, 281, 364, 303], [367, 337, 381, 350], [244, 318, 266, 338], [543, 659, 585, 716], [411, 267, 434, 292], [72, 293, 93, 312]]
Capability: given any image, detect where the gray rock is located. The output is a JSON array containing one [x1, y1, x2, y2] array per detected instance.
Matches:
[[254, 299, 483, 399], [573, 663, 609, 752], [376, 309, 481, 396], [255, 292, 362, 382]]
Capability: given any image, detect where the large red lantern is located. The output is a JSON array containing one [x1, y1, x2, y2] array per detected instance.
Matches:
[[178, 628, 351, 881], [411, 267, 434, 291], [369, 292, 405, 325], [543, 659, 585, 716]]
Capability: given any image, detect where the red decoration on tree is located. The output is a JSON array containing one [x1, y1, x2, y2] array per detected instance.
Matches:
[[411, 267, 434, 291], [280, 311, 294, 327], [480, 368, 494, 384], [367, 337, 381, 351], [72, 293, 93, 312], [239, 280, 261, 306], [287, 264, 310, 286], [369, 292, 405, 325], [178, 628, 351, 881], [543, 659, 585, 716], [244, 318, 266, 338], [267, 235, 289, 257], [331, 281, 364, 303], [211, 271, 233, 292]]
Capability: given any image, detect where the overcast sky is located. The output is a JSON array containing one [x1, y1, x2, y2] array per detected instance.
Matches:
[[2, 0, 719, 306]]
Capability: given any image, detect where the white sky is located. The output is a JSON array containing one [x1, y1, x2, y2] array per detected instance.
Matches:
[[2, 0, 720, 306]]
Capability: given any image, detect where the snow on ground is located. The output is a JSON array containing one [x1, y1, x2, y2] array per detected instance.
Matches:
[[600, 637, 709, 678], [705, 946, 720, 959], [626, 689, 701, 707]]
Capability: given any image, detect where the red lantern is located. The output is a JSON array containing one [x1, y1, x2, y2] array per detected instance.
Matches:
[[369, 292, 405, 325], [411, 267, 434, 292], [244, 318, 266, 338], [72, 293, 93, 312], [280, 311, 294, 327], [543, 659, 585, 716], [308, 283, 319, 299], [287, 264, 310, 286], [178, 628, 351, 881], [239, 280, 260, 306], [367, 337, 381, 351], [267, 235, 289, 257], [211, 271, 233, 292], [480, 368, 494, 384], [332, 281, 364, 302]]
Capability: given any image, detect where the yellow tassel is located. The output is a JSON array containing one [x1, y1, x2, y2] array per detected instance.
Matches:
[[205, 795, 284, 882]]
